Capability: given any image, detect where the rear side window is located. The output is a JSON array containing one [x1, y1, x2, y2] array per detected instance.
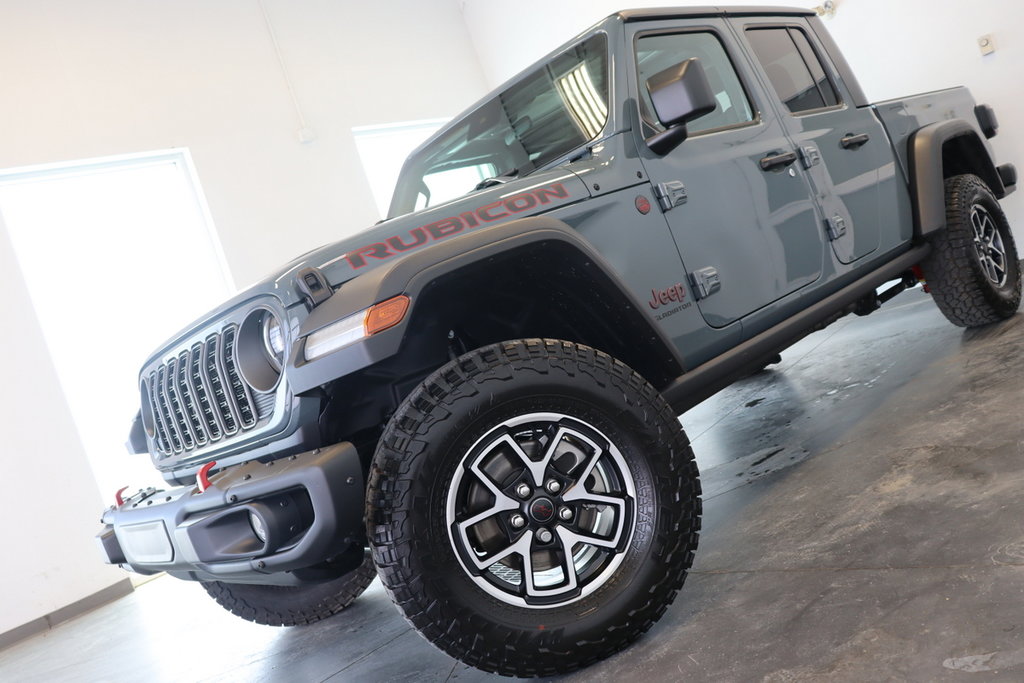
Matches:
[[746, 27, 840, 114], [636, 31, 754, 136]]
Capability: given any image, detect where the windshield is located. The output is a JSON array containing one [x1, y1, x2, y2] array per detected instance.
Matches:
[[388, 33, 609, 218]]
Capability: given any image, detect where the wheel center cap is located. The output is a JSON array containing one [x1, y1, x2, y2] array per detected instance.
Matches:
[[529, 497, 555, 523]]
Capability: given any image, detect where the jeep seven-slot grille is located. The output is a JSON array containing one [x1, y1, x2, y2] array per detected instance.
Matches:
[[147, 325, 266, 457]]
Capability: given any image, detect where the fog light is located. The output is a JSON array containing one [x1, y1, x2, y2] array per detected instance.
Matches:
[[249, 511, 268, 543]]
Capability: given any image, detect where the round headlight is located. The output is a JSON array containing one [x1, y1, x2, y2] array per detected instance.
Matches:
[[261, 311, 286, 370], [237, 307, 286, 393]]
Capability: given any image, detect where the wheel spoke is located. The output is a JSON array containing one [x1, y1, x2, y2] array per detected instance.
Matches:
[[466, 455, 521, 512], [557, 523, 621, 549], [971, 211, 986, 242], [988, 257, 1004, 283], [457, 498, 518, 531], [557, 431, 605, 492], [491, 432, 552, 488], [522, 529, 580, 598], [561, 489, 629, 548], [454, 454, 523, 550], [562, 488, 626, 510], [531, 426, 595, 487], [469, 529, 534, 571], [970, 205, 1009, 286], [991, 232, 1008, 266]]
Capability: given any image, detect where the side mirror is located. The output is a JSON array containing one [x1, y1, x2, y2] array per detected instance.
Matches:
[[645, 58, 717, 155]]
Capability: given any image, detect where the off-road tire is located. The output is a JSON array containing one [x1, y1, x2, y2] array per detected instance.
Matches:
[[200, 552, 375, 626], [923, 174, 1021, 327], [366, 339, 701, 677]]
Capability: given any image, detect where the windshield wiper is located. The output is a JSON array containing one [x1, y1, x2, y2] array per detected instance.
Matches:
[[474, 168, 520, 191]]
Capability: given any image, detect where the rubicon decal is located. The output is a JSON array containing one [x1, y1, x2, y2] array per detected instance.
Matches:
[[648, 283, 687, 309], [345, 183, 570, 269]]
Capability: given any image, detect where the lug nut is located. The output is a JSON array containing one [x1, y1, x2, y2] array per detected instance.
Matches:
[[558, 506, 573, 521], [545, 479, 561, 494], [536, 528, 553, 543], [510, 514, 526, 529], [515, 483, 532, 498]]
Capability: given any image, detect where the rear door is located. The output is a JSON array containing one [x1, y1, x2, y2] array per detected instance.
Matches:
[[737, 21, 891, 264], [630, 19, 825, 328]]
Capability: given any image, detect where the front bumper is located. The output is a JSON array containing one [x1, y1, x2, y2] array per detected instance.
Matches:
[[96, 443, 364, 585]]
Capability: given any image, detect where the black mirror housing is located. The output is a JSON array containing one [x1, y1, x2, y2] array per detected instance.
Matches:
[[645, 58, 717, 155]]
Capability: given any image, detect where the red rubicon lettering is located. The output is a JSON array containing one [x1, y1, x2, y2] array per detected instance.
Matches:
[[387, 228, 428, 252], [345, 182, 569, 268], [346, 243, 392, 269], [476, 201, 509, 221], [504, 194, 537, 212], [425, 218, 463, 240], [535, 184, 569, 204]]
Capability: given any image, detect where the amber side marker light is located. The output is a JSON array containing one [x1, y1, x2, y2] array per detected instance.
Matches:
[[365, 295, 411, 335], [304, 295, 412, 361]]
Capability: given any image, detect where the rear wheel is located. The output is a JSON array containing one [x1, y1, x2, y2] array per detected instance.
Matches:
[[367, 339, 701, 677], [200, 552, 375, 626], [922, 174, 1021, 327]]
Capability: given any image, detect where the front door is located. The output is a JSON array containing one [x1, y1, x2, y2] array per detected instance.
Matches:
[[631, 20, 825, 328]]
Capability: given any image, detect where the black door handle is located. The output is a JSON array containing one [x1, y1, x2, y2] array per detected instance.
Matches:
[[760, 151, 798, 171], [840, 133, 870, 149]]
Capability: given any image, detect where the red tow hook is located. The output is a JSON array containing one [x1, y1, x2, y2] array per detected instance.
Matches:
[[114, 486, 130, 507], [911, 265, 930, 293], [197, 461, 217, 493]]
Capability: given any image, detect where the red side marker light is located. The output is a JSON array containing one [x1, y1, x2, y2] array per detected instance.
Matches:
[[115, 486, 130, 507], [197, 461, 217, 493], [635, 195, 651, 215]]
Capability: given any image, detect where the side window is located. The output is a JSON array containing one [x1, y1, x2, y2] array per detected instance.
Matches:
[[636, 32, 754, 136], [746, 27, 840, 114]]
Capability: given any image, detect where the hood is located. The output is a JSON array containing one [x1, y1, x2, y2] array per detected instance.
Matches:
[[142, 166, 589, 365], [261, 166, 589, 299]]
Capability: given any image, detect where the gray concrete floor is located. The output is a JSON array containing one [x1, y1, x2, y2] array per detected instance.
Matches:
[[3, 287, 1024, 682]]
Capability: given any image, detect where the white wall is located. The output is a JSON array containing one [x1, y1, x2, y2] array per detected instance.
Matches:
[[0, 213, 127, 635], [0, 0, 488, 637], [458, 0, 1024, 235], [0, 0, 488, 288]]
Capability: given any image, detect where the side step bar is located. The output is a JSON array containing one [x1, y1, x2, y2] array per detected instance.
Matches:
[[661, 244, 931, 414]]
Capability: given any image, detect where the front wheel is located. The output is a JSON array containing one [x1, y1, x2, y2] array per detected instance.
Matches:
[[922, 174, 1021, 327], [367, 340, 701, 677]]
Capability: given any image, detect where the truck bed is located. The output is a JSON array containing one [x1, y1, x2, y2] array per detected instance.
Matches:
[[871, 86, 988, 182]]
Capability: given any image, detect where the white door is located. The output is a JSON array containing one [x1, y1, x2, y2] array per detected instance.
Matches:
[[0, 150, 234, 496]]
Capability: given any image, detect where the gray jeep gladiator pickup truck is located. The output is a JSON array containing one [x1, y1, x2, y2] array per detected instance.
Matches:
[[96, 6, 1020, 676]]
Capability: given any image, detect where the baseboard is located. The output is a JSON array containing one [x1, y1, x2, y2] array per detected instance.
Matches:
[[0, 578, 134, 651]]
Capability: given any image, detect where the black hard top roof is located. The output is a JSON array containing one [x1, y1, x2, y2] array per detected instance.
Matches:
[[617, 6, 815, 21]]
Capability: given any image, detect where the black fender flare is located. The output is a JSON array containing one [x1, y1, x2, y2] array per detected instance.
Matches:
[[908, 119, 1005, 239], [286, 215, 684, 395]]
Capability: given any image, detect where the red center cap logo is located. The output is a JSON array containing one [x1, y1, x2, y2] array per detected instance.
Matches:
[[530, 498, 555, 523]]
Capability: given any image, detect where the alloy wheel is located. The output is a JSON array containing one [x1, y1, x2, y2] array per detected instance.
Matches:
[[445, 412, 637, 608], [971, 204, 1008, 286]]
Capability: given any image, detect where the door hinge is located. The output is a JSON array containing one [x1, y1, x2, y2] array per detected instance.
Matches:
[[799, 145, 821, 169], [825, 215, 848, 241], [654, 180, 687, 212], [689, 267, 721, 300]]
